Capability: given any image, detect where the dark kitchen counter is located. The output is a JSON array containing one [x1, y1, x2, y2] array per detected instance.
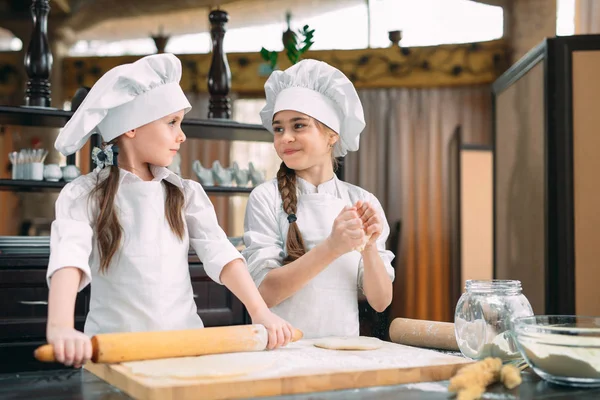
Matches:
[[1, 365, 599, 400]]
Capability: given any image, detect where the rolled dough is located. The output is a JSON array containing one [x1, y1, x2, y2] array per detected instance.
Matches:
[[122, 352, 275, 380], [313, 336, 383, 351]]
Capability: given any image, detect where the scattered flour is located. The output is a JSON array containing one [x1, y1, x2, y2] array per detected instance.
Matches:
[[481, 393, 518, 399], [403, 382, 448, 392], [246, 339, 469, 379], [122, 339, 470, 384]]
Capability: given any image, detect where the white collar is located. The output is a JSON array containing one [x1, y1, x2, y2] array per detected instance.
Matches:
[[97, 165, 184, 189], [296, 175, 338, 196]]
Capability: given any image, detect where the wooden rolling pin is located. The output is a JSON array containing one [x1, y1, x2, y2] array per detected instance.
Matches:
[[389, 318, 460, 351], [34, 324, 303, 364]]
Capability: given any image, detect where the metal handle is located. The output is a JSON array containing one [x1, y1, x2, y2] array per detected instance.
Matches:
[[19, 300, 48, 305]]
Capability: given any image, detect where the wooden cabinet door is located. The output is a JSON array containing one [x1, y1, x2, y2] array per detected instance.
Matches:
[[189, 262, 248, 327]]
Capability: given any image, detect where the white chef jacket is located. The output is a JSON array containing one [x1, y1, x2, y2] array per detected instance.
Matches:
[[242, 176, 395, 338], [47, 165, 244, 336]]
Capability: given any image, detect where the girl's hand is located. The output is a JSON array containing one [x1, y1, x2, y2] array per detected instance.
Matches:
[[250, 307, 294, 350], [325, 206, 365, 257], [46, 325, 92, 368], [355, 200, 383, 249]]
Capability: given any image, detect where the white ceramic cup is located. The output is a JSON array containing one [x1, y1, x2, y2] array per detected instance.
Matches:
[[30, 162, 44, 181]]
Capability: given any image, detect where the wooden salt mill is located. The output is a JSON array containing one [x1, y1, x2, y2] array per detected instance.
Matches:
[[24, 0, 53, 107], [207, 9, 232, 119]]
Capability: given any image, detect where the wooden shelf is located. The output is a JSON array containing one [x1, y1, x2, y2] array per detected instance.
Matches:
[[0, 179, 255, 194], [0, 106, 272, 143], [0, 179, 64, 191], [182, 118, 272, 142], [202, 185, 254, 194], [0, 106, 71, 128]]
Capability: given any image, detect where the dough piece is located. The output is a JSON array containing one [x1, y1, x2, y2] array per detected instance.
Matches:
[[354, 234, 373, 252], [448, 357, 502, 392], [500, 364, 522, 389], [457, 386, 485, 400], [122, 352, 275, 380], [314, 336, 383, 351]]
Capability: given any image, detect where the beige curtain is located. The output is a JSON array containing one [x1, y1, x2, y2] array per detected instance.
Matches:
[[575, 0, 600, 33], [345, 85, 491, 322]]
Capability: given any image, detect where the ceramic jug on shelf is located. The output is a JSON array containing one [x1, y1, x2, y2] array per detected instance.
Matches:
[[192, 160, 214, 186], [232, 161, 250, 187], [61, 165, 81, 182], [43, 164, 62, 182], [248, 162, 265, 186], [212, 160, 234, 187]]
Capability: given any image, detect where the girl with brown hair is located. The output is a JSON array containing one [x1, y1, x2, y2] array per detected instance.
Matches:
[[46, 54, 294, 368], [242, 59, 395, 339]]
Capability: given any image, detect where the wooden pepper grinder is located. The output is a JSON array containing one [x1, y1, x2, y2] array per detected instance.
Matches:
[[207, 9, 232, 119], [24, 0, 53, 107]]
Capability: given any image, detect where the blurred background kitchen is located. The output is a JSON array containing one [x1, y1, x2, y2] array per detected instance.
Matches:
[[0, 0, 598, 338]]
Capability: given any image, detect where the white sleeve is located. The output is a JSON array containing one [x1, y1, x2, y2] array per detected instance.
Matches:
[[357, 194, 396, 292], [47, 181, 94, 292], [242, 183, 284, 288], [184, 180, 244, 285]]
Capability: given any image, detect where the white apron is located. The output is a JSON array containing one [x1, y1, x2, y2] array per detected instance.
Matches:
[[271, 181, 362, 338], [84, 181, 202, 336]]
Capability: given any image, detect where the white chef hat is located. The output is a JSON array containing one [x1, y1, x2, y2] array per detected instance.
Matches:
[[260, 59, 365, 158], [55, 53, 192, 156]]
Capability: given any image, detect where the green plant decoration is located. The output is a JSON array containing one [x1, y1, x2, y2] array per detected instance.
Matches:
[[260, 12, 315, 70]]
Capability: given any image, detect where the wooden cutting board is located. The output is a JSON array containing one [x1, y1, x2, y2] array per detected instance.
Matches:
[[85, 339, 471, 400]]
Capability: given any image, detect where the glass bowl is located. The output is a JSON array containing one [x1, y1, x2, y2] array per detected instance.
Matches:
[[512, 315, 600, 387]]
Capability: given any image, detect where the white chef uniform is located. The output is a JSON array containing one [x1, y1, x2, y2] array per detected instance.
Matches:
[[244, 59, 395, 339], [48, 53, 244, 336], [243, 176, 395, 339]]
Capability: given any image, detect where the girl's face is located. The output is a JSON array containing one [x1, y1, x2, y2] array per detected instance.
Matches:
[[128, 110, 186, 167], [272, 110, 337, 171]]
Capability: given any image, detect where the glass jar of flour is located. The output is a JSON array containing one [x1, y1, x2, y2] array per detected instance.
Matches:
[[454, 280, 533, 361]]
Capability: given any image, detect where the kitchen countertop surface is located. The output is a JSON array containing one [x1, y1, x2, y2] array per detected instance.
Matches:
[[1, 365, 600, 400]]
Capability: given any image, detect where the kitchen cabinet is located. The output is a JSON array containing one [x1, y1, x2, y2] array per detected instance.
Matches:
[[0, 249, 249, 373]]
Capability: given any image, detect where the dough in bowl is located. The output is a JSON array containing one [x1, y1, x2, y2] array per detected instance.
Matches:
[[313, 336, 383, 351]]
